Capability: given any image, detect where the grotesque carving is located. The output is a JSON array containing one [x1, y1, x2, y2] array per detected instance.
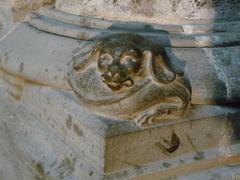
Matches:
[[68, 33, 191, 126]]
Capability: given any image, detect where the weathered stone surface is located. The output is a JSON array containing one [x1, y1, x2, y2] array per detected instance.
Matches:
[[0, 1, 13, 38], [0, 0, 54, 34], [13, 0, 54, 10], [0, 82, 103, 180], [0, 23, 79, 90], [55, 0, 240, 24], [0, 83, 42, 180], [69, 33, 191, 125], [1, 79, 240, 179]]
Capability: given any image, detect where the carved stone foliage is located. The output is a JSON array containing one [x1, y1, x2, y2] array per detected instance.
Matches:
[[68, 33, 191, 126]]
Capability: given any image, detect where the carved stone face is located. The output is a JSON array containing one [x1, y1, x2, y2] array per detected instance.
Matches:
[[69, 33, 191, 126], [97, 46, 143, 91]]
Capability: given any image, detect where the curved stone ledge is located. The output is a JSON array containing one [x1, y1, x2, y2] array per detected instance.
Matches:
[[28, 8, 240, 48], [0, 23, 79, 90], [39, 7, 240, 34]]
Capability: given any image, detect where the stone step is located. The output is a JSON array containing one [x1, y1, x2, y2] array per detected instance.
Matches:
[[178, 166, 240, 180], [131, 153, 240, 180]]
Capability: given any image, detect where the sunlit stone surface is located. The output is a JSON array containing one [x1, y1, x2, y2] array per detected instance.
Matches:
[[0, 0, 240, 179]]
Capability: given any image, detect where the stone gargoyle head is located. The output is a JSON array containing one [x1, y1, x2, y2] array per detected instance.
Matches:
[[91, 34, 178, 91], [69, 33, 191, 126]]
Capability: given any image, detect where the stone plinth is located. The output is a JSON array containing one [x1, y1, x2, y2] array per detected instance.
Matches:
[[2, 79, 240, 179]]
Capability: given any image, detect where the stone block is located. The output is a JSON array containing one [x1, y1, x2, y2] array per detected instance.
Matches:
[[15, 82, 240, 179]]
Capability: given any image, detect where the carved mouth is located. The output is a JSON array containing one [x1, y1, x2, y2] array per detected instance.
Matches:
[[101, 76, 134, 91]]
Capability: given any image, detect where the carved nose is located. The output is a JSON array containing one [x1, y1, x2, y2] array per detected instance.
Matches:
[[110, 64, 120, 72], [109, 65, 122, 78], [104, 71, 120, 80]]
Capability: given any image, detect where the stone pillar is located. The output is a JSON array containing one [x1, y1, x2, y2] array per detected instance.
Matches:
[[0, 0, 240, 179]]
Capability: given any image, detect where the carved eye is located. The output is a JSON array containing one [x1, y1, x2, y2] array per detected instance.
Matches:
[[98, 54, 113, 70], [120, 56, 138, 71], [121, 56, 137, 65]]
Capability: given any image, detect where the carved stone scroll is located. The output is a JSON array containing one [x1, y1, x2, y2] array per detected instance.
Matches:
[[68, 33, 191, 126]]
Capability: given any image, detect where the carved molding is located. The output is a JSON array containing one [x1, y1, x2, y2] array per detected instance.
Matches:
[[68, 33, 191, 126]]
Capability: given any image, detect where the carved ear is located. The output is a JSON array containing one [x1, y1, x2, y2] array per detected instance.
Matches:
[[91, 41, 102, 55], [143, 50, 176, 84], [73, 44, 100, 72]]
